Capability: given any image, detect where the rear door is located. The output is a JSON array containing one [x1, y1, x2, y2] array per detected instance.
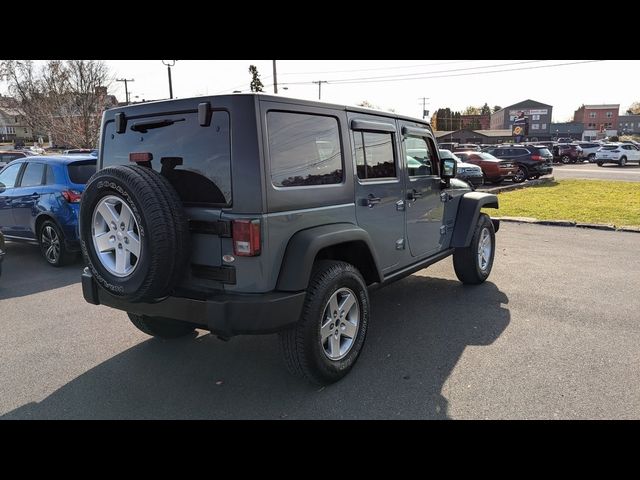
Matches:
[[350, 115, 406, 273], [0, 162, 25, 235], [399, 123, 444, 257], [11, 161, 45, 238]]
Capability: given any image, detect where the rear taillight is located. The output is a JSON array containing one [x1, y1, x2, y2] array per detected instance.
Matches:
[[62, 189, 82, 203], [232, 219, 261, 257], [530, 155, 543, 161]]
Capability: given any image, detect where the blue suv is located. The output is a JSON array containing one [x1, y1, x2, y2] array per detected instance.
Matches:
[[0, 156, 96, 266]]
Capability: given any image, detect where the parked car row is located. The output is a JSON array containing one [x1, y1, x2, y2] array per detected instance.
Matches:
[[0, 155, 96, 266]]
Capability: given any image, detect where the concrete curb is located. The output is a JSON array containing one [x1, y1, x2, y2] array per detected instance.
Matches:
[[478, 176, 555, 194], [493, 217, 639, 233]]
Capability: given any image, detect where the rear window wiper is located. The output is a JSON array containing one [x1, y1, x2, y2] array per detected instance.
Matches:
[[130, 118, 185, 133]]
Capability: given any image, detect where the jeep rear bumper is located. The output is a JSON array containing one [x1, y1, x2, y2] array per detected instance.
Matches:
[[81, 268, 306, 338]]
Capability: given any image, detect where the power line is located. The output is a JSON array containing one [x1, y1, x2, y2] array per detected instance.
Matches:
[[333, 60, 603, 85], [279, 60, 474, 76], [278, 60, 603, 87]]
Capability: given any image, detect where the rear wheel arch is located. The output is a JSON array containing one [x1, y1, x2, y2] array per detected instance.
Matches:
[[276, 224, 383, 291]]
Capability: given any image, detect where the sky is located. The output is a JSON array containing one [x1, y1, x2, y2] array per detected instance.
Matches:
[[2, 60, 638, 123]]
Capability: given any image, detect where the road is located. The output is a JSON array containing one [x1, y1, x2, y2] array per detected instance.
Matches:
[[551, 162, 640, 182], [1, 223, 639, 419]]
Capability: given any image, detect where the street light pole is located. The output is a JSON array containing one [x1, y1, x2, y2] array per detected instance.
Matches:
[[162, 60, 176, 99]]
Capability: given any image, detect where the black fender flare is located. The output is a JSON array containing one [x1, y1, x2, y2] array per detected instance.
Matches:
[[276, 223, 383, 292], [450, 192, 499, 248]]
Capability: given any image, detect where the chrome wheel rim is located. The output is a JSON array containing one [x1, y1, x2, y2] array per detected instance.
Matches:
[[320, 287, 360, 361], [561, 155, 570, 164], [477, 227, 492, 272], [41, 225, 60, 264], [92, 195, 141, 277], [514, 168, 526, 182]]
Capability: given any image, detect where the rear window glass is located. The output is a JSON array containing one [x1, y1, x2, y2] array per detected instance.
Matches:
[[538, 148, 551, 156], [67, 161, 97, 184], [102, 111, 231, 206], [268, 111, 343, 187]]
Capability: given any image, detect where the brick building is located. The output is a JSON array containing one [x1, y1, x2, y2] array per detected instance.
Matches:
[[573, 104, 619, 140]]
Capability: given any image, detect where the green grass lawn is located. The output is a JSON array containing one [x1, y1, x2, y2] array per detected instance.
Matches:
[[487, 179, 640, 227]]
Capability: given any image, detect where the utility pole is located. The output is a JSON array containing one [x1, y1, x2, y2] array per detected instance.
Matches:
[[312, 80, 328, 100], [418, 97, 430, 119], [273, 60, 278, 94], [116, 78, 134, 105], [162, 60, 176, 99]]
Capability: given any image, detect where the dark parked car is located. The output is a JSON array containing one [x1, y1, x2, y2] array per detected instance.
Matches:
[[439, 149, 484, 187], [0, 150, 32, 168], [482, 145, 553, 183], [552, 144, 583, 164], [455, 151, 518, 184], [0, 156, 96, 266], [78, 93, 501, 385], [0, 230, 5, 278]]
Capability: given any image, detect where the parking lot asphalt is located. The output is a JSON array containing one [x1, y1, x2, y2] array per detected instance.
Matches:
[[1, 222, 639, 419], [551, 162, 640, 182]]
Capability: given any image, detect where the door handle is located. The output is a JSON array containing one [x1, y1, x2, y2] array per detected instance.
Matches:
[[360, 194, 381, 208], [30, 193, 40, 198], [407, 189, 423, 200]]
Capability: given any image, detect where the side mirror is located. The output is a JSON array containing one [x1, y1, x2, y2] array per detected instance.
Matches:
[[441, 158, 457, 179]]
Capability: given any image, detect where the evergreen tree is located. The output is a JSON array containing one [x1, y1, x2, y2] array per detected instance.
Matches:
[[249, 65, 264, 92]]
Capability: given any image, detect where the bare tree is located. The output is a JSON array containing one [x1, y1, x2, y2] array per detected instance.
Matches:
[[0, 60, 114, 148]]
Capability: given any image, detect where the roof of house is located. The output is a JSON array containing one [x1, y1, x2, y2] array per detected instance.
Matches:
[[580, 104, 620, 110]]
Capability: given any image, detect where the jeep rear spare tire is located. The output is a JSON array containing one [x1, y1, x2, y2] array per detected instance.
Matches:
[[79, 165, 190, 302]]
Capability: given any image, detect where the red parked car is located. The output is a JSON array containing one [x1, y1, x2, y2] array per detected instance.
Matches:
[[455, 151, 518, 184]]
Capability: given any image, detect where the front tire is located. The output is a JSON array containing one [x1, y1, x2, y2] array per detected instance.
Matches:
[[453, 213, 495, 285], [127, 313, 198, 339], [619, 156, 627, 167], [38, 220, 75, 267], [279, 260, 369, 385]]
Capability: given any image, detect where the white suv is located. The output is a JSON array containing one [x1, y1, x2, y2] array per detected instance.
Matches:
[[594, 143, 640, 167]]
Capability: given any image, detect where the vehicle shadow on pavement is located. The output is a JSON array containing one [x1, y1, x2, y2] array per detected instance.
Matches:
[[1, 276, 510, 420], [0, 242, 83, 300]]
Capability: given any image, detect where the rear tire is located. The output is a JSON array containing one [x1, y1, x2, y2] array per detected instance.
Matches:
[[620, 156, 627, 167], [38, 219, 75, 267], [588, 153, 595, 161], [512, 166, 527, 183], [561, 155, 571, 164], [127, 313, 197, 339], [453, 213, 495, 285], [279, 260, 369, 385]]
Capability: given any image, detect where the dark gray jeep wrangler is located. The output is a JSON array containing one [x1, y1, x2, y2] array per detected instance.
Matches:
[[80, 94, 499, 385]]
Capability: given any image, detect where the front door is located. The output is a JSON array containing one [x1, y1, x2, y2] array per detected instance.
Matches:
[[351, 119, 405, 273], [11, 161, 45, 238], [400, 126, 444, 257], [0, 162, 25, 235]]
